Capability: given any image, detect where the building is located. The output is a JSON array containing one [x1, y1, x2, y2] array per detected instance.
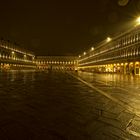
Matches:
[[78, 25, 140, 75], [36, 56, 78, 71], [0, 39, 78, 71], [0, 39, 36, 70]]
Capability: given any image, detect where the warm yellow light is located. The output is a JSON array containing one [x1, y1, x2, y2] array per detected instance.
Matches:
[[91, 47, 94, 51], [12, 51, 15, 54], [84, 52, 86, 55], [107, 37, 111, 42], [79, 55, 81, 58], [135, 62, 139, 65], [136, 17, 140, 25]]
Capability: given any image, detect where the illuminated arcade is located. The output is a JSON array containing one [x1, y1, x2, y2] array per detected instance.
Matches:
[[78, 17, 140, 75]]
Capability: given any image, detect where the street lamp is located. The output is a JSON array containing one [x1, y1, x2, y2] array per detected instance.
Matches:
[[91, 47, 94, 51], [84, 52, 86, 55], [24, 54, 27, 61], [136, 17, 140, 25], [12, 51, 15, 54], [107, 37, 111, 42], [11, 51, 15, 60]]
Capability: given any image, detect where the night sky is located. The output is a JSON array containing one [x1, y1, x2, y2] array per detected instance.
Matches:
[[0, 0, 140, 56]]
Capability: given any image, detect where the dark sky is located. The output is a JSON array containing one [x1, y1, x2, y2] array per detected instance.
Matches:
[[0, 0, 140, 56]]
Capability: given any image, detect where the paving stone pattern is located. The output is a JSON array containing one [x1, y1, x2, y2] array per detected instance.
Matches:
[[0, 70, 140, 139]]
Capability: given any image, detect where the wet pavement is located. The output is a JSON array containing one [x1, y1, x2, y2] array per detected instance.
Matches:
[[0, 70, 140, 139]]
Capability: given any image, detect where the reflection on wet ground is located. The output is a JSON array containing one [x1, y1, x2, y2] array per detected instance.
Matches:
[[0, 70, 140, 139]]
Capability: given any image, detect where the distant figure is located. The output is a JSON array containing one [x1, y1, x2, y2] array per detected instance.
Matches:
[[132, 69, 134, 75]]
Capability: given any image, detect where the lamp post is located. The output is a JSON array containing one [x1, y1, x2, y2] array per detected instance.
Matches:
[[136, 17, 140, 25], [11, 51, 15, 60], [91, 47, 94, 51], [106, 37, 111, 42]]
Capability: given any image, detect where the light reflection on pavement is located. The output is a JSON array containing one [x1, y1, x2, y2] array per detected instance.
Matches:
[[0, 70, 140, 139], [73, 71, 140, 112]]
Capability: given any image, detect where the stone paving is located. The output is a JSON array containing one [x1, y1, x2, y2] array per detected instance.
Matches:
[[0, 70, 140, 139]]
